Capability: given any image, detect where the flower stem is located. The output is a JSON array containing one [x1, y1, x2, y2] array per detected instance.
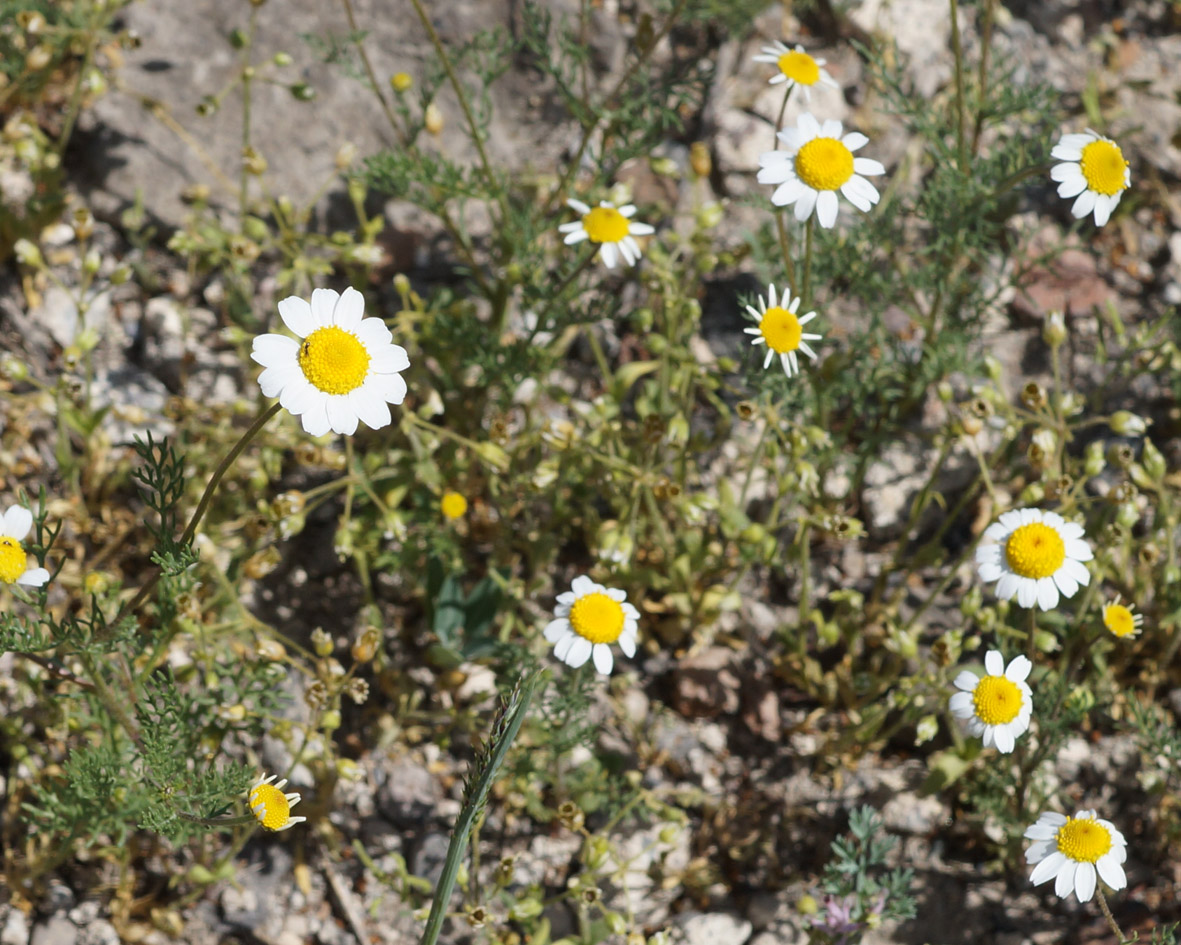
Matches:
[[113, 402, 282, 631], [800, 217, 815, 311], [419, 672, 541, 945], [1094, 887, 1129, 944], [948, 0, 969, 173]]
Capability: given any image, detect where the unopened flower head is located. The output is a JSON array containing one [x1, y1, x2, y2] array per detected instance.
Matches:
[[558, 199, 655, 269], [751, 42, 838, 100], [249, 773, 306, 832], [1102, 595, 1143, 639], [251, 287, 410, 437], [742, 283, 822, 377], [757, 113, 884, 228], [440, 490, 468, 520], [544, 575, 639, 674], [948, 650, 1033, 753], [0, 504, 50, 588], [975, 508, 1092, 611], [1025, 809, 1127, 902], [1050, 130, 1129, 227]]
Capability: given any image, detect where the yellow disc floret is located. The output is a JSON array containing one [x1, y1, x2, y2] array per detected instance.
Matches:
[[777, 50, 820, 86], [569, 592, 625, 644], [298, 326, 371, 395], [795, 137, 854, 191], [441, 491, 468, 520], [582, 207, 630, 244], [1005, 522, 1066, 579], [250, 782, 292, 831], [1103, 602, 1138, 638], [1056, 816, 1113, 863], [972, 675, 1023, 725], [759, 306, 804, 353], [1079, 140, 1128, 197], [0, 537, 27, 584]]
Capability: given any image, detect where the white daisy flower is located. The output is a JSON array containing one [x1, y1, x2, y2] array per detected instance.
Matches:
[[975, 508, 1093, 611], [948, 650, 1033, 754], [757, 113, 885, 228], [543, 575, 640, 675], [251, 287, 410, 437], [558, 199, 655, 269], [742, 283, 822, 376], [1102, 595, 1143, 639], [751, 42, 839, 99], [0, 504, 50, 588], [1050, 129, 1130, 227], [249, 773, 307, 832], [1025, 809, 1127, 903]]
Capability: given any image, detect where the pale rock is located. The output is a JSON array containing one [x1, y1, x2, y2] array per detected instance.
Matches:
[[672, 912, 753, 945], [29, 918, 76, 945], [881, 791, 947, 834], [850, 0, 951, 98], [1, 909, 29, 945]]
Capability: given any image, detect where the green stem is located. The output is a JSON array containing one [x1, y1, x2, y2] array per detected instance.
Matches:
[[419, 672, 541, 945], [238, 6, 258, 217], [113, 402, 282, 631], [339, 0, 406, 143], [775, 214, 797, 290], [1094, 887, 1129, 944], [948, 0, 968, 173], [800, 217, 815, 310]]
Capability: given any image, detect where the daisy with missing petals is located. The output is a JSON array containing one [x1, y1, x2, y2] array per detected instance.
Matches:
[[0, 504, 50, 589], [249, 773, 306, 832], [1050, 130, 1130, 227], [559, 199, 655, 269], [948, 650, 1033, 754], [742, 283, 822, 377], [1025, 809, 1127, 902], [757, 113, 885, 228], [975, 508, 1093, 611], [544, 575, 639, 675], [1102, 595, 1143, 639], [251, 287, 410, 437], [751, 42, 839, 100]]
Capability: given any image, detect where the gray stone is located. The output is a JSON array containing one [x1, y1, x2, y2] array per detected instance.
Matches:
[[375, 754, 443, 827], [881, 791, 948, 835], [672, 912, 753, 945], [220, 886, 262, 929], [409, 831, 451, 888], [29, 917, 76, 945], [74, 922, 118, 945], [1, 909, 29, 945]]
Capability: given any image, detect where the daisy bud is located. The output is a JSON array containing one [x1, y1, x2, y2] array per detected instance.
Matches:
[[1107, 442, 1134, 469], [1142, 438, 1166, 481], [1084, 440, 1106, 476], [352, 628, 380, 663], [424, 102, 444, 134], [311, 627, 333, 656], [26, 45, 51, 71], [689, 141, 711, 178], [391, 72, 413, 93], [1020, 382, 1047, 410], [13, 239, 42, 268], [1043, 310, 1067, 347], [1109, 410, 1148, 436]]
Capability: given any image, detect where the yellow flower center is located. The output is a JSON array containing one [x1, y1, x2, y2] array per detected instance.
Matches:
[[250, 783, 292, 831], [298, 326, 371, 395], [1056, 817, 1113, 863], [759, 305, 803, 353], [569, 592, 625, 644], [1004, 522, 1066, 579], [1079, 139, 1128, 197], [795, 137, 854, 191], [1103, 603, 1137, 638], [0, 537, 28, 585], [581, 206, 630, 244], [972, 675, 1023, 725], [441, 491, 468, 520], [777, 50, 820, 85]]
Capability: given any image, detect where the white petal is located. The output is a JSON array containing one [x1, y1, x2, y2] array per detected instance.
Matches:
[[554, 632, 576, 662], [309, 288, 339, 327], [325, 396, 359, 436], [1054, 859, 1078, 898], [252, 333, 300, 367], [628, 222, 655, 236], [356, 318, 392, 348], [771, 179, 807, 207], [543, 619, 570, 642], [994, 725, 1015, 753], [618, 204, 636, 216], [842, 132, 868, 151], [1093, 194, 1114, 227], [995, 572, 1022, 602], [592, 644, 613, 674], [949, 691, 974, 716], [564, 229, 589, 245], [1036, 577, 1060, 611], [301, 402, 333, 437], [1074, 862, 1096, 902], [820, 118, 843, 138], [277, 296, 316, 337], [1016, 577, 1039, 609], [3, 506, 33, 541], [758, 161, 796, 185], [794, 187, 818, 222], [1030, 851, 1066, 885], [280, 378, 319, 415], [334, 286, 365, 329], [1096, 857, 1126, 891], [798, 112, 821, 139], [370, 344, 411, 374], [1057, 175, 1088, 199], [17, 567, 49, 587], [815, 190, 839, 228], [258, 363, 303, 398], [852, 157, 885, 177], [599, 243, 618, 268], [566, 199, 591, 214], [1050, 162, 1082, 183], [1052, 569, 1080, 599], [984, 651, 1004, 676], [977, 561, 1003, 582], [571, 576, 595, 595], [1071, 190, 1097, 220], [953, 670, 979, 691], [1006, 655, 1032, 683], [618, 633, 636, 658], [566, 637, 593, 668], [1025, 824, 1058, 841], [349, 388, 392, 431], [371, 372, 408, 406]]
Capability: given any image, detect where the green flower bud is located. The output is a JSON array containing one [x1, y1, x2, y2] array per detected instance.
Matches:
[[1110, 410, 1148, 436]]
